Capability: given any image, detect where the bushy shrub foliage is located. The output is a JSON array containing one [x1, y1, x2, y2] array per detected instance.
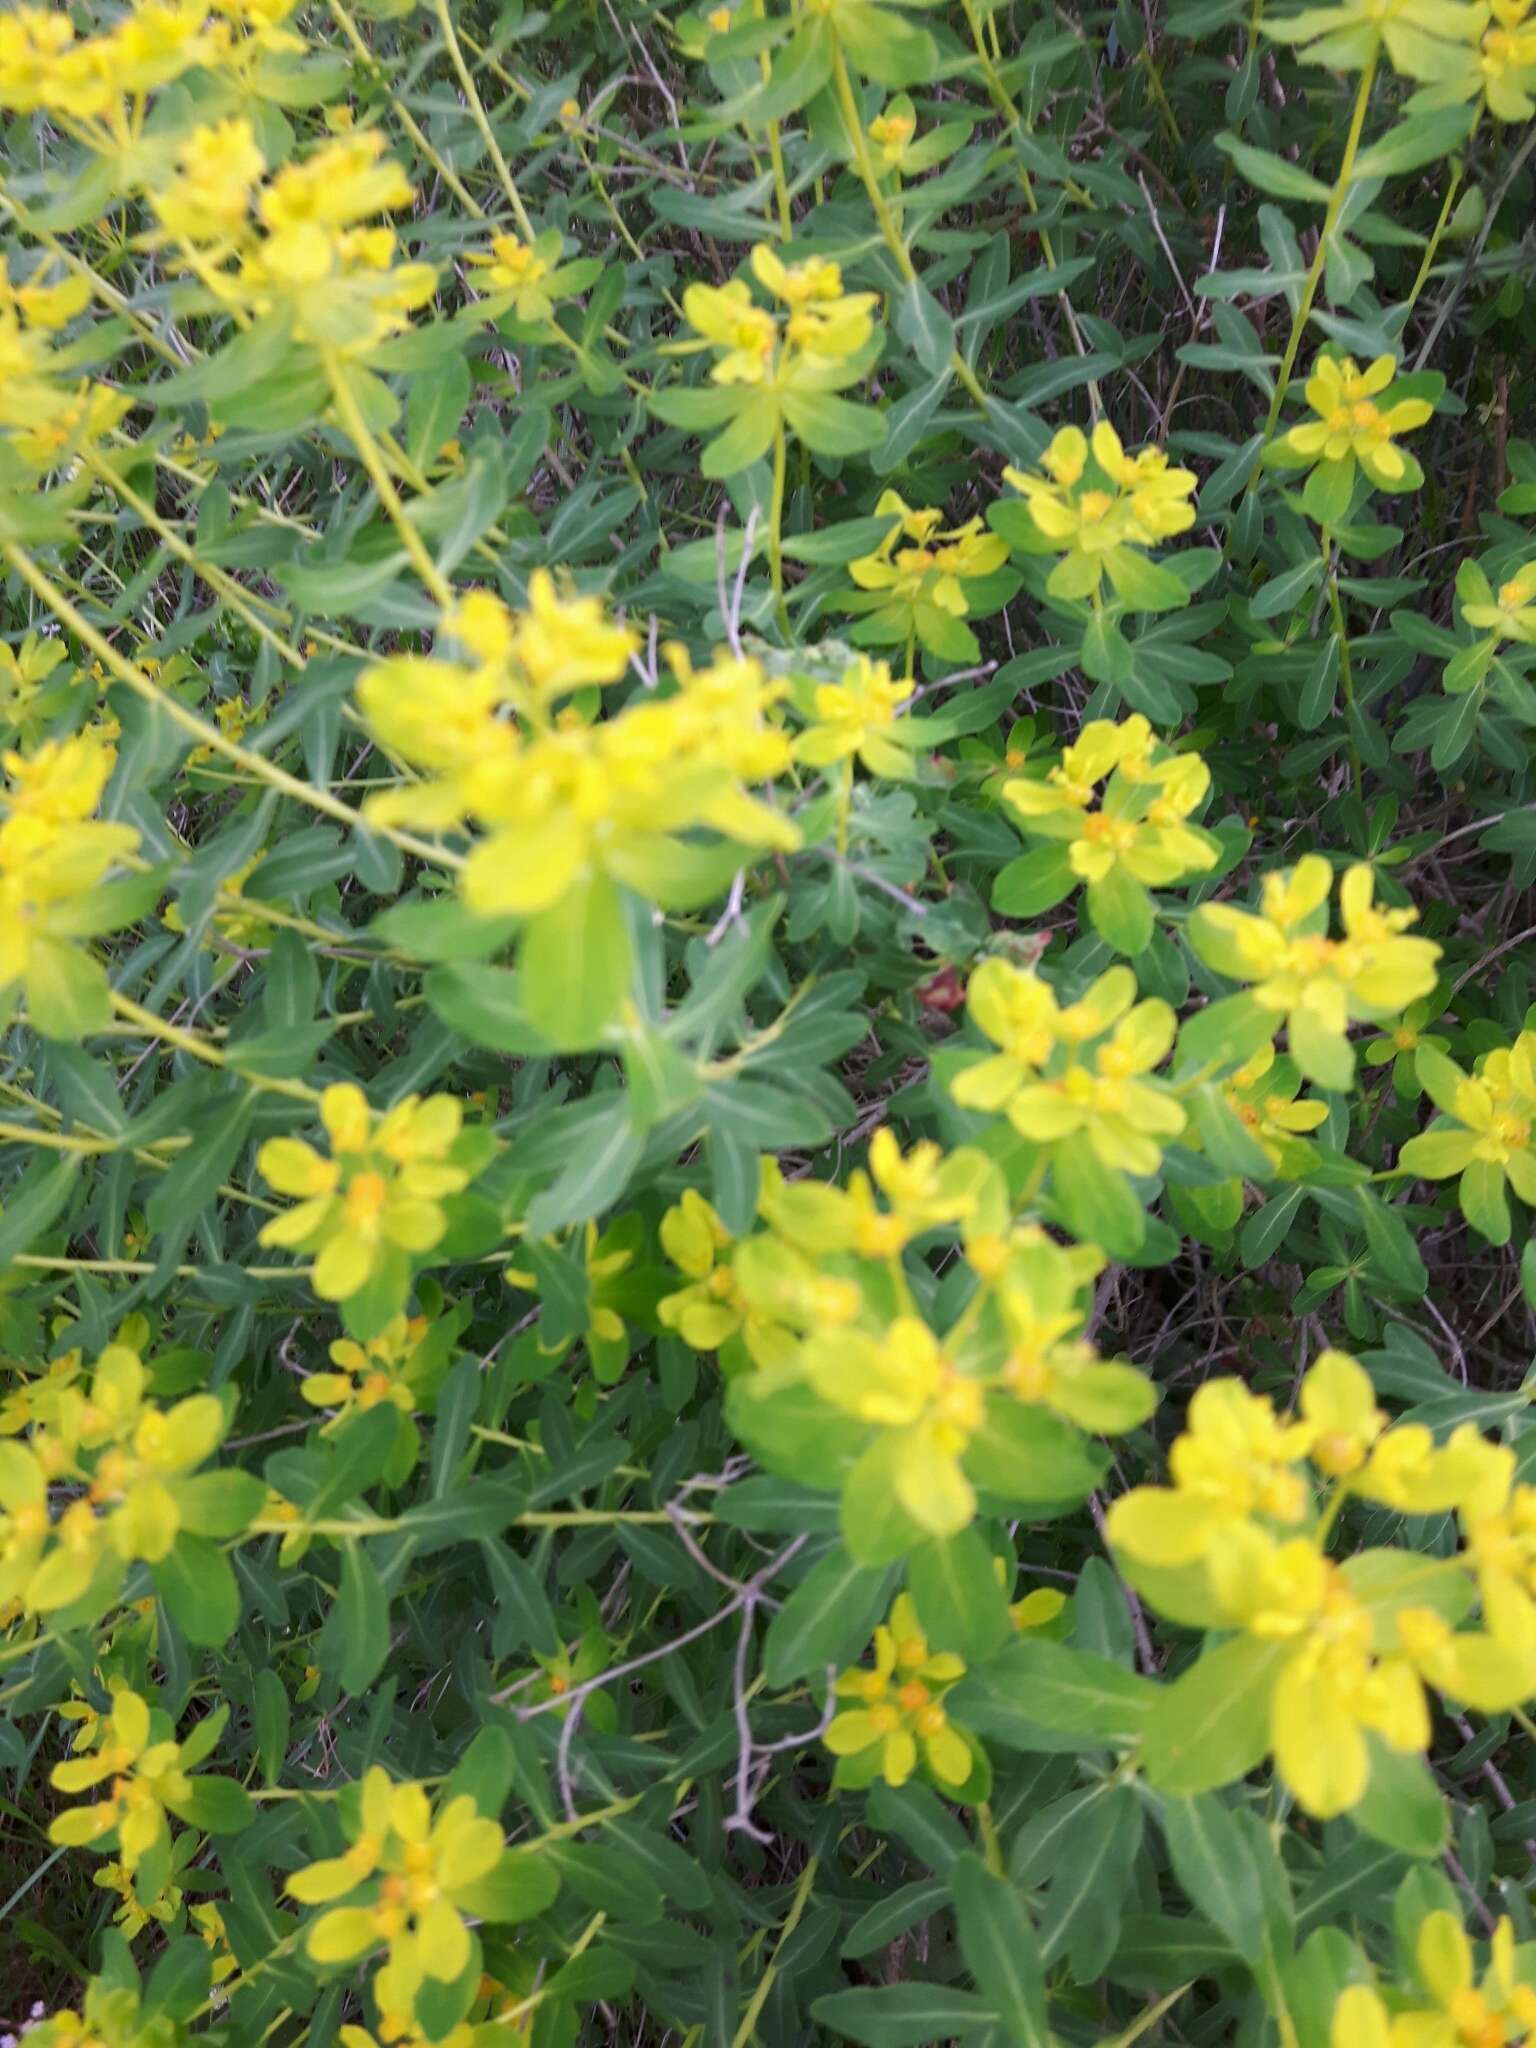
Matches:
[[1, 0, 1536, 2043]]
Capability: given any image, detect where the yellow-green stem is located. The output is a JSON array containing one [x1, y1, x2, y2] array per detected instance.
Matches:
[[1259, 49, 1380, 449], [1, 541, 460, 871], [769, 421, 790, 634], [830, 40, 992, 416], [320, 349, 454, 608], [430, 0, 537, 238]]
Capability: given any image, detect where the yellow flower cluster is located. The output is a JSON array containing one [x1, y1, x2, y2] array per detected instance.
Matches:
[[826, 1591, 971, 1788], [257, 1083, 471, 1301], [1190, 855, 1440, 1087], [151, 125, 436, 354], [0, 730, 140, 1038], [1334, 1915, 1536, 2048], [684, 243, 878, 387], [951, 961, 1185, 1177], [1282, 353, 1433, 496], [0, 266, 129, 473], [846, 488, 1010, 655], [1001, 422, 1198, 602], [724, 1145, 1152, 1537], [999, 713, 1220, 951], [302, 1313, 434, 1424], [0, 1338, 230, 1621], [358, 577, 798, 920], [1460, 557, 1536, 647], [1109, 1350, 1536, 1816], [288, 1766, 545, 2016], [1399, 1030, 1536, 1245]]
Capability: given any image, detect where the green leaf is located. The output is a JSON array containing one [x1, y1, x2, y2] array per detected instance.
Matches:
[[520, 872, 631, 1050], [1161, 1794, 1267, 1958], [812, 1983, 998, 2046], [334, 1542, 391, 1694], [151, 1535, 240, 1647], [781, 390, 887, 457], [992, 844, 1078, 916], [894, 278, 955, 376], [762, 1547, 897, 1685], [1351, 1741, 1447, 1857], [1140, 1637, 1285, 1795], [1086, 867, 1154, 956], [950, 1853, 1050, 2048], [1217, 131, 1331, 201], [907, 1528, 1012, 1662]]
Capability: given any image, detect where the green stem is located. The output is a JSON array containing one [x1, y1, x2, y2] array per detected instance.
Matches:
[[321, 349, 454, 608], [1258, 48, 1380, 451], [769, 420, 790, 635], [430, 0, 537, 238], [1320, 524, 1363, 800], [829, 39, 992, 416], [1404, 153, 1467, 315], [0, 542, 461, 873]]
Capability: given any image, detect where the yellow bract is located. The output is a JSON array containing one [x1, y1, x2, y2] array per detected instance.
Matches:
[[257, 1083, 470, 1300], [682, 242, 878, 388], [290, 1766, 510, 2015], [1283, 353, 1432, 487], [1190, 856, 1440, 1085], [825, 1592, 970, 1787], [1002, 714, 1219, 890], [359, 591, 798, 921], [952, 960, 1185, 1175], [1001, 421, 1197, 600]]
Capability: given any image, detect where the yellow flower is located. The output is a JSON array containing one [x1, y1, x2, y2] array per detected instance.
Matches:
[[1221, 1043, 1329, 1172], [993, 1227, 1155, 1432], [1001, 422, 1197, 603], [803, 1316, 986, 1534], [290, 1766, 537, 2015], [683, 278, 779, 385], [791, 654, 914, 776], [1107, 1378, 1314, 1566], [1461, 559, 1536, 645], [303, 1313, 433, 1423], [1282, 353, 1433, 492], [825, 1593, 971, 1787], [1190, 856, 1440, 1087], [1399, 1030, 1536, 1244], [151, 118, 265, 243], [958, 971, 1185, 1176], [48, 1688, 202, 1871], [257, 1084, 471, 1300]]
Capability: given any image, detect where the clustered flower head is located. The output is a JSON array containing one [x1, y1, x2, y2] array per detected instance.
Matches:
[[150, 125, 436, 355], [1459, 556, 1536, 647], [257, 1083, 472, 1300], [1001, 713, 1220, 951], [0, 1333, 231, 1621], [1109, 1348, 1536, 1817], [790, 653, 916, 778], [825, 1591, 971, 1788], [1333, 1913, 1536, 2048], [1190, 855, 1440, 1088], [844, 488, 1010, 657], [464, 227, 597, 325], [289, 1765, 549, 2015], [1399, 1028, 1536, 1244], [952, 960, 1186, 1177], [1000, 422, 1198, 603], [683, 243, 879, 387], [1280, 352, 1433, 501], [358, 579, 799, 921], [48, 1685, 245, 1885]]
